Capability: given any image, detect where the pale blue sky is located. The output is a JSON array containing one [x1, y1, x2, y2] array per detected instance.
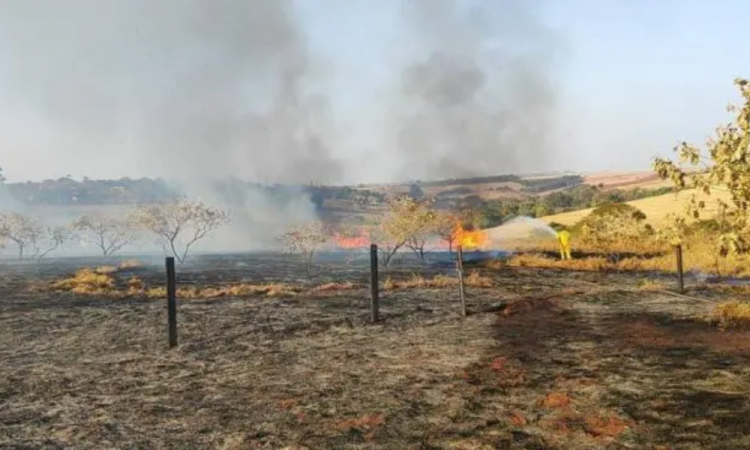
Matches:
[[296, 0, 750, 173], [1, 1, 749, 182]]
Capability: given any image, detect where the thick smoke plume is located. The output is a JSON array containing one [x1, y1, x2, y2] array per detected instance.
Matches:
[[0, 0, 560, 252], [0, 0, 341, 184], [389, 0, 559, 181]]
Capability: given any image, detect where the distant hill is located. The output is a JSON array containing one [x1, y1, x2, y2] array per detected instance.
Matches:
[[0, 173, 588, 206], [540, 188, 731, 227], [0, 171, 674, 223]]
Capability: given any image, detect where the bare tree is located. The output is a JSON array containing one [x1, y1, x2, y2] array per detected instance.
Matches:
[[277, 220, 330, 277], [134, 197, 230, 263], [30, 226, 69, 262], [0, 212, 39, 260], [0, 212, 68, 261], [404, 200, 438, 261], [374, 196, 437, 267], [434, 211, 459, 253], [71, 213, 137, 256]]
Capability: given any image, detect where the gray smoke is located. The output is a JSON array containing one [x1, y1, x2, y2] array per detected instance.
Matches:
[[0, 0, 341, 184], [389, 0, 559, 180], [0, 0, 341, 250], [0, 0, 561, 251]]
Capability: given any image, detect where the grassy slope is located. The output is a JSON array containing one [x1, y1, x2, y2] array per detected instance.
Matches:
[[540, 188, 732, 227]]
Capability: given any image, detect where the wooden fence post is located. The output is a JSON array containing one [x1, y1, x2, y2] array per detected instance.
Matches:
[[457, 245, 466, 317], [675, 244, 685, 294], [166, 257, 178, 348], [370, 244, 380, 322]]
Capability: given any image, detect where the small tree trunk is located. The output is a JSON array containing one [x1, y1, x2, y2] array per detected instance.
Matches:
[[169, 239, 183, 263]]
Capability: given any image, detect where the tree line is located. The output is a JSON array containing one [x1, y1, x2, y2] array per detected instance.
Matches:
[[0, 198, 229, 263]]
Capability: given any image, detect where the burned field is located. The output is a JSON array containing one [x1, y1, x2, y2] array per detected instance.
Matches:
[[2, 254, 750, 449]]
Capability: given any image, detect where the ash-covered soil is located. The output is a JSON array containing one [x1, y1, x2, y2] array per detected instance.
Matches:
[[1, 254, 750, 449]]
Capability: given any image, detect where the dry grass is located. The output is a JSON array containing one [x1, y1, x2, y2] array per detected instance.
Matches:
[[508, 254, 611, 272], [506, 238, 750, 278], [49, 267, 494, 299], [382, 271, 493, 290], [140, 282, 302, 299], [709, 301, 750, 329], [637, 279, 670, 292], [541, 188, 732, 227], [51, 267, 116, 294], [51, 267, 303, 299]]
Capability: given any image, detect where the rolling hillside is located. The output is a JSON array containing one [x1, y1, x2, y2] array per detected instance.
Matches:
[[540, 188, 732, 227], [582, 171, 672, 190]]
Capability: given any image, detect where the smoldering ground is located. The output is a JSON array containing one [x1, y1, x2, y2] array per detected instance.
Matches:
[[0, 0, 562, 253]]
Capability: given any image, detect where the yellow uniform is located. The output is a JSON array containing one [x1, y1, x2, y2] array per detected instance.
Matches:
[[557, 230, 572, 260]]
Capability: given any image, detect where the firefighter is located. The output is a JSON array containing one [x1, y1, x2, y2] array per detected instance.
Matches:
[[556, 228, 572, 260]]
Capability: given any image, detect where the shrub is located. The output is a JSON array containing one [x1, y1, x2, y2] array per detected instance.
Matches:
[[709, 301, 750, 329]]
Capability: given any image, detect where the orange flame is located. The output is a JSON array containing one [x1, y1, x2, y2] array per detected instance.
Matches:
[[451, 224, 488, 251], [334, 228, 370, 249]]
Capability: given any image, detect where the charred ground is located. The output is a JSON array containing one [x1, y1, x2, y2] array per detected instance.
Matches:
[[2, 254, 750, 449]]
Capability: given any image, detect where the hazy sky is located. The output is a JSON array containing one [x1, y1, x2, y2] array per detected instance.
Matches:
[[1, 0, 749, 183]]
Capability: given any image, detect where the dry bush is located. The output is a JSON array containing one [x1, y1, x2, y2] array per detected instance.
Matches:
[[576, 203, 655, 262], [709, 301, 750, 329], [52, 267, 116, 295]]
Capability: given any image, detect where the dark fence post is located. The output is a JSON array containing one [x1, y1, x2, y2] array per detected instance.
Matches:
[[166, 257, 178, 348], [457, 245, 466, 317], [370, 244, 380, 322], [675, 244, 685, 294]]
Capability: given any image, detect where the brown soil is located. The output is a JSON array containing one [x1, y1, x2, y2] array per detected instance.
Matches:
[[1, 255, 749, 449]]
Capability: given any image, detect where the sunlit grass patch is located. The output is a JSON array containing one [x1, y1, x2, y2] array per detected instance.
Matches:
[[51, 267, 116, 295], [382, 271, 493, 290], [709, 301, 750, 330]]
